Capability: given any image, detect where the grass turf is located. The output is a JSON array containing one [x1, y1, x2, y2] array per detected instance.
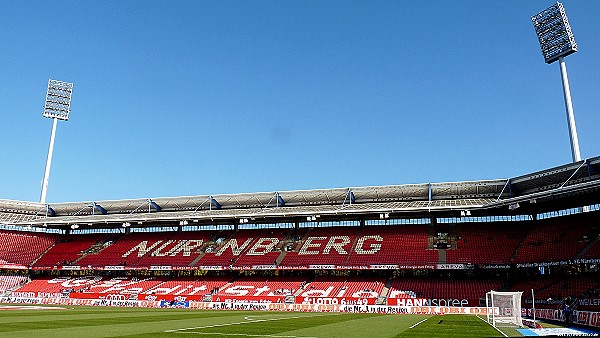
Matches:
[[0, 305, 522, 338]]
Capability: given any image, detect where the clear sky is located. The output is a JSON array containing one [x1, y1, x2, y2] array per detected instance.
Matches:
[[1, 1, 599, 203]]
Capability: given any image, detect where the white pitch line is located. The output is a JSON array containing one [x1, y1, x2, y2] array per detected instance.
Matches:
[[475, 314, 508, 337], [165, 313, 333, 333], [172, 333, 318, 338], [409, 317, 428, 329], [165, 318, 272, 332]]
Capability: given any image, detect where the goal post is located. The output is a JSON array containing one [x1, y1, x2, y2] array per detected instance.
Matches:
[[486, 291, 523, 328]]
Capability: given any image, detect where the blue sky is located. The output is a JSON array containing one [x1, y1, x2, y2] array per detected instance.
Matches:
[[1, 1, 599, 203]]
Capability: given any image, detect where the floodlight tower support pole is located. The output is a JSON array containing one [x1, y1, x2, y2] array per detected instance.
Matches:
[[39, 79, 73, 204], [558, 56, 581, 162], [40, 118, 59, 204]]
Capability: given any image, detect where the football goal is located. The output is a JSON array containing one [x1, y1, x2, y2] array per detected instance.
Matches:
[[485, 291, 523, 328]]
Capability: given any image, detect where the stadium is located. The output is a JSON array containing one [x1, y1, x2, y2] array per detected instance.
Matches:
[[1, 2, 600, 338], [1, 152, 599, 336]]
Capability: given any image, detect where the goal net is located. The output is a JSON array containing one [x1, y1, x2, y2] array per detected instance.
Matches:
[[485, 291, 523, 328]]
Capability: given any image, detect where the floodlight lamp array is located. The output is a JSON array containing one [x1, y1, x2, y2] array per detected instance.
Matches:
[[531, 2, 577, 64], [42, 79, 74, 120]]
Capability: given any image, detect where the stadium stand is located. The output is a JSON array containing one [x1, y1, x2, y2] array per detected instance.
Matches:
[[145, 275, 231, 296], [509, 273, 600, 311], [0, 274, 28, 293], [0, 157, 598, 325], [583, 240, 600, 258], [300, 276, 386, 298], [529, 275, 600, 301], [137, 231, 213, 268], [512, 216, 595, 263], [12, 275, 103, 294], [198, 229, 289, 268], [508, 275, 562, 297], [33, 234, 110, 268], [215, 275, 305, 297], [197, 230, 253, 267], [346, 225, 437, 266], [446, 223, 528, 265], [0, 230, 56, 267], [4, 215, 598, 272], [231, 229, 291, 268], [83, 276, 166, 294], [75, 231, 215, 268], [388, 277, 503, 301], [277, 227, 358, 267]]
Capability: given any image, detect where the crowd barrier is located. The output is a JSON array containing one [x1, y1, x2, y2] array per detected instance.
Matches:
[[0, 295, 497, 316], [526, 308, 600, 329]]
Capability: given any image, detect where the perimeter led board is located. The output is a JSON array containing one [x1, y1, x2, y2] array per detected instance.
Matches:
[[531, 2, 577, 64], [42, 79, 74, 121]]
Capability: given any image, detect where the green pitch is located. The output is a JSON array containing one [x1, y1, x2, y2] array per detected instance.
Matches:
[[0, 305, 522, 338]]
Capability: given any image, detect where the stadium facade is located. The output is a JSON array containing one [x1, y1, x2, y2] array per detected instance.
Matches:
[[0, 156, 599, 329]]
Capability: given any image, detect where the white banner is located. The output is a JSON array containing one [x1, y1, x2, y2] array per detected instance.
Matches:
[[436, 264, 466, 270]]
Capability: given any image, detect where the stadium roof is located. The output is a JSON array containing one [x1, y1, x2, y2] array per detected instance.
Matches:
[[1, 156, 600, 230]]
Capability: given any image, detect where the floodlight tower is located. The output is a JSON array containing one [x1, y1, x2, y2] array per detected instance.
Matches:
[[40, 79, 74, 204], [532, 2, 581, 162]]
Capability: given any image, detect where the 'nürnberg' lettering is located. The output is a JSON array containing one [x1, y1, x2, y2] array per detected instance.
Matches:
[[122, 235, 383, 258], [122, 240, 204, 258]]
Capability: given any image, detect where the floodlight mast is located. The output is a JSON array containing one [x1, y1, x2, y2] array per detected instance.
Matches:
[[558, 57, 581, 162], [40, 79, 74, 204], [532, 2, 581, 162]]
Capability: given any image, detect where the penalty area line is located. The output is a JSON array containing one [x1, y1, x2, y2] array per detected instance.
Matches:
[[475, 315, 508, 337], [409, 317, 428, 329]]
